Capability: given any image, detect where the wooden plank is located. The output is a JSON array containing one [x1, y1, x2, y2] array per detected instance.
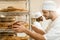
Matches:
[[0, 12, 29, 16], [0, 0, 26, 1]]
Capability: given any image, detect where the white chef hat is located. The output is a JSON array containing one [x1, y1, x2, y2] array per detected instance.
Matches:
[[31, 12, 42, 18], [42, 0, 57, 11]]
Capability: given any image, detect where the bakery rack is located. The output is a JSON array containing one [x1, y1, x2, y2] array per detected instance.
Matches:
[[0, 0, 31, 40]]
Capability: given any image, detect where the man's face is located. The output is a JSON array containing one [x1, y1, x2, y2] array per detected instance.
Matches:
[[42, 10, 51, 20]]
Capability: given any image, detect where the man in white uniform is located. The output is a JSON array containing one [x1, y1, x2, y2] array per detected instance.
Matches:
[[42, 1, 60, 40]]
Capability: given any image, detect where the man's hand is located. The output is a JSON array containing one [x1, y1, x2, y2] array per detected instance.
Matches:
[[12, 21, 26, 33]]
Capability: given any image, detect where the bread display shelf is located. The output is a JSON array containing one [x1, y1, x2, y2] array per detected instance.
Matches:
[[0, 6, 29, 16], [0, 0, 30, 40], [0, 12, 29, 16], [0, 29, 15, 32], [0, 0, 26, 1]]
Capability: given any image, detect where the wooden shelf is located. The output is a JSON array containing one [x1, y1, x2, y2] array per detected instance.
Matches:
[[0, 0, 26, 1], [0, 12, 29, 16]]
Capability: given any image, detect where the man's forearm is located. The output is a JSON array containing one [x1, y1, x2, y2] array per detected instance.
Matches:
[[24, 29, 46, 40], [32, 26, 45, 35]]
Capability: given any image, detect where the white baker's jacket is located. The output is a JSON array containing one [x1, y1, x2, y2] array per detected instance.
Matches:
[[44, 17, 60, 40]]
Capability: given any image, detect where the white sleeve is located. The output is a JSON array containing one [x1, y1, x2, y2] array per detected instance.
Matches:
[[33, 22, 45, 31]]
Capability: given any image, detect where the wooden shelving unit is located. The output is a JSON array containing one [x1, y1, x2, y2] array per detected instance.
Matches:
[[0, 0, 31, 40]]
